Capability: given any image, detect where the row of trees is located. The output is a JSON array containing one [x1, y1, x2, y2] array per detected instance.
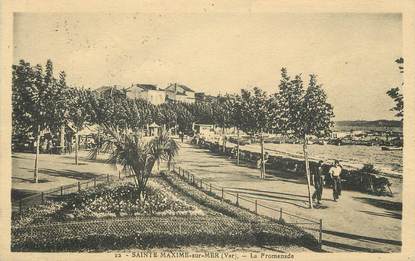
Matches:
[[12, 60, 195, 182], [13, 59, 335, 208], [209, 69, 334, 208]]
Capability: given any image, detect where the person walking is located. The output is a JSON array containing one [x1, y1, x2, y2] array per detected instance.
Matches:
[[329, 160, 343, 201], [312, 160, 325, 206], [178, 131, 184, 143]]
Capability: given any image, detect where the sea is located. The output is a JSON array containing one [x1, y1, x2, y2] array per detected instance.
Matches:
[[241, 143, 403, 177]]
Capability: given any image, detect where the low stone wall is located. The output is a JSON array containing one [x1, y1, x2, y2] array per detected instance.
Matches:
[[194, 139, 393, 196]]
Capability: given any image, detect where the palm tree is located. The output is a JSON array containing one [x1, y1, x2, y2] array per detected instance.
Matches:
[[90, 125, 179, 202]]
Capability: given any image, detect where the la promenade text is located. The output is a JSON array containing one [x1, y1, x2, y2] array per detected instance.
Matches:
[[114, 252, 294, 259]]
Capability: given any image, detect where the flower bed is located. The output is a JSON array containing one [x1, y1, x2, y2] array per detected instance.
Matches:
[[12, 173, 318, 251], [12, 178, 203, 228]]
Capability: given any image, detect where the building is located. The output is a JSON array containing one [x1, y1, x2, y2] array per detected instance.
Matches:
[[165, 83, 195, 103], [126, 84, 166, 105], [195, 92, 218, 103]]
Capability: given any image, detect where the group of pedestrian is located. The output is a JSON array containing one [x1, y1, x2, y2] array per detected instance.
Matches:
[[311, 159, 343, 206]]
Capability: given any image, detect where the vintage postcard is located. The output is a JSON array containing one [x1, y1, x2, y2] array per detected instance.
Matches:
[[1, 0, 414, 260]]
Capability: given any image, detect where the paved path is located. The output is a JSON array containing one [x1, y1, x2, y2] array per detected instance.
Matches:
[[12, 151, 118, 201], [174, 141, 402, 253]]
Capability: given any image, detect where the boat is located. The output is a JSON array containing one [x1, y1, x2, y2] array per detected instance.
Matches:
[[381, 146, 402, 151]]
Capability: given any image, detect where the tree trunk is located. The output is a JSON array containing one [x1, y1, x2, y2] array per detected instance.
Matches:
[[260, 133, 265, 179], [75, 130, 79, 165], [222, 127, 226, 153], [167, 155, 171, 171], [237, 127, 240, 165], [60, 124, 65, 154], [303, 136, 313, 209], [34, 125, 41, 183], [97, 129, 100, 155]]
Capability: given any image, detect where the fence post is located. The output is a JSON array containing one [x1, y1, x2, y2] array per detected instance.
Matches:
[[221, 188, 224, 202], [78, 182, 81, 192], [178, 166, 181, 175], [107, 174, 110, 183], [279, 208, 283, 221], [94, 177, 96, 188], [41, 192, 44, 204], [210, 184, 212, 193], [61, 186, 63, 196], [255, 200, 258, 214], [119, 171, 121, 180], [200, 179, 203, 189], [319, 219, 323, 249], [187, 171, 190, 181], [236, 193, 239, 206]]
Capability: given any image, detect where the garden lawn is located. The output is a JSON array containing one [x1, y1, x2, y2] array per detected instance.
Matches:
[[12, 175, 317, 252]]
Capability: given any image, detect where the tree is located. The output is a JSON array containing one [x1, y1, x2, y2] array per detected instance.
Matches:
[[95, 127, 179, 202], [239, 87, 272, 179], [277, 68, 334, 208], [67, 88, 93, 165], [12, 59, 61, 183], [212, 96, 234, 152], [387, 57, 404, 119], [175, 102, 195, 134], [224, 94, 244, 164]]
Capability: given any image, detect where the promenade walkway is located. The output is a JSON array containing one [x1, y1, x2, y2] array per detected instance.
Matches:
[[12, 151, 118, 201], [174, 141, 402, 253]]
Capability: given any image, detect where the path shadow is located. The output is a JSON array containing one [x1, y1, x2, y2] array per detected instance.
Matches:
[[62, 162, 88, 166], [12, 176, 50, 183], [226, 189, 309, 209], [12, 154, 33, 159], [189, 146, 308, 184], [353, 196, 402, 211], [322, 229, 402, 246], [322, 240, 387, 253], [83, 157, 111, 164], [360, 210, 402, 219], [11, 188, 36, 201], [228, 187, 310, 199], [38, 168, 100, 180]]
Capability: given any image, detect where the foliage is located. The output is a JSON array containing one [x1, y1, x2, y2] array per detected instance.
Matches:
[[238, 87, 272, 135], [386, 57, 404, 119], [12, 59, 64, 136], [91, 128, 179, 202]]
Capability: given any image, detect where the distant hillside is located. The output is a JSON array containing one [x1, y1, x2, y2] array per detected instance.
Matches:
[[335, 120, 402, 128]]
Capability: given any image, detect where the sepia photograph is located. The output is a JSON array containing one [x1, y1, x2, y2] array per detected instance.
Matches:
[[1, 1, 415, 260]]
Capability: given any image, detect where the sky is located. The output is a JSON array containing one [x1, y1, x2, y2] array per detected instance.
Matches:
[[13, 12, 402, 121]]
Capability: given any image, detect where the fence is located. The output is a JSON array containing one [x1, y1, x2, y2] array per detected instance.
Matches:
[[12, 173, 128, 217], [170, 162, 323, 249]]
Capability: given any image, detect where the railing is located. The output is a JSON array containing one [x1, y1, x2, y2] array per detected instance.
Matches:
[[170, 162, 323, 249], [12, 173, 130, 217]]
